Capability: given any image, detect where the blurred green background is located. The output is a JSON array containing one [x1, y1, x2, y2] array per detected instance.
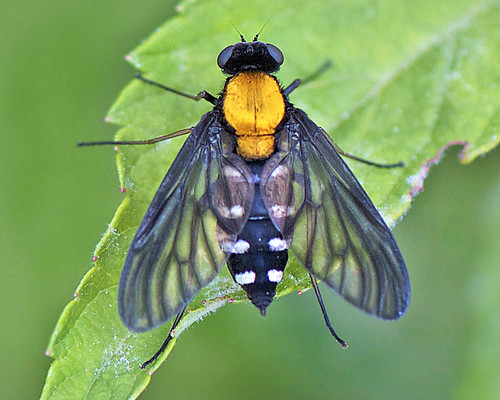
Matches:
[[1, 1, 499, 399]]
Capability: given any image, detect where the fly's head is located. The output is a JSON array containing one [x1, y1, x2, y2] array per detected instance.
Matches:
[[217, 40, 284, 75]]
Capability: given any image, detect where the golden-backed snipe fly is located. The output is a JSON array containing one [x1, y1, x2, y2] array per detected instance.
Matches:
[[80, 32, 410, 369]]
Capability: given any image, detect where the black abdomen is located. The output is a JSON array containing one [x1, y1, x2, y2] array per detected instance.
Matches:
[[226, 161, 288, 315]]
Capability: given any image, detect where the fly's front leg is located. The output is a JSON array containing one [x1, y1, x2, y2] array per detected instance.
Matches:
[[135, 73, 217, 104]]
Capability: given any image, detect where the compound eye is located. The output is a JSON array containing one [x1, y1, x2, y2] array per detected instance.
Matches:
[[217, 45, 234, 69], [266, 43, 284, 66]]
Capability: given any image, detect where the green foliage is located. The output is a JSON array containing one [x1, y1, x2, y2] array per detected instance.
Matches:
[[41, 0, 499, 399]]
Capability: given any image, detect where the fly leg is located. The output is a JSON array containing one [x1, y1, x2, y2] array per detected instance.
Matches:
[[333, 143, 406, 169], [135, 73, 217, 104], [140, 306, 187, 369], [283, 60, 332, 96], [309, 274, 348, 349]]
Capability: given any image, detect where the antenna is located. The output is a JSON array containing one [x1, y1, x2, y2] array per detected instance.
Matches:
[[229, 21, 245, 42], [253, 20, 270, 41]]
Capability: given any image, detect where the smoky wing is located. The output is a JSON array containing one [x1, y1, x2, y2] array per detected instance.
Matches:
[[118, 113, 254, 332], [261, 109, 410, 319]]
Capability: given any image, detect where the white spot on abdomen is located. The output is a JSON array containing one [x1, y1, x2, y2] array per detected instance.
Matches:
[[231, 239, 250, 254], [235, 270, 256, 285], [219, 239, 250, 254], [270, 205, 286, 218], [230, 205, 244, 217], [219, 205, 245, 218], [269, 205, 294, 218], [268, 237, 288, 251], [267, 269, 283, 283]]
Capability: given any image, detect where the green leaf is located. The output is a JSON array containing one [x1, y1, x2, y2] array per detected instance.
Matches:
[[41, 1, 500, 399]]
